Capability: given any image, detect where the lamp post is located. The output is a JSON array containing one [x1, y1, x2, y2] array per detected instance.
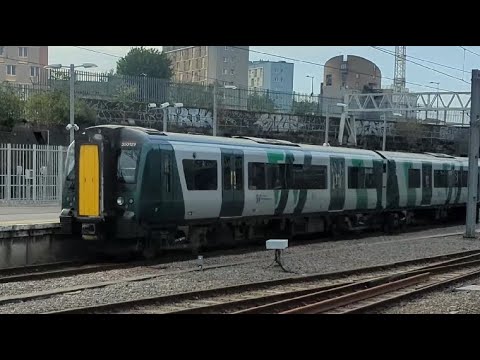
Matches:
[[149, 102, 184, 132], [44, 63, 98, 144], [306, 75, 314, 97], [382, 112, 402, 151], [213, 84, 237, 136]]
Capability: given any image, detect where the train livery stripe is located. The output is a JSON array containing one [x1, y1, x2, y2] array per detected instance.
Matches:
[[274, 151, 294, 216], [373, 160, 383, 209], [293, 152, 311, 215], [329, 156, 345, 211], [454, 165, 463, 204], [351, 159, 367, 209], [445, 162, 454, 205], [421, 162, 432, 206], [386, 160, 399, 209], [404, 162, 416, 207]]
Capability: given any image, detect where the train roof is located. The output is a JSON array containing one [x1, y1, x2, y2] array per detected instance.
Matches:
[[87, 125, 469, 162], [378, 151, 468, 163]]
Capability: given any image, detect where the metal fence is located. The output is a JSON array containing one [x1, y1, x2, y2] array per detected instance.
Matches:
[[0, 144, 66, 204]]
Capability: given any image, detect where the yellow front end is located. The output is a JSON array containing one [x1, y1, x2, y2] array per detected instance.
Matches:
[[78, 144, 100, 217]]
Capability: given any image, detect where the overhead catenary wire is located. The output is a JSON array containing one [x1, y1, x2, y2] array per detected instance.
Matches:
[[73, 45, 459, 93]]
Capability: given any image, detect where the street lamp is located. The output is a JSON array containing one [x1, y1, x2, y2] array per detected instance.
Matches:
[[382, 112, 403, 151], [306, 75, 315, 96], [429, 81, 440, 122], [44, 63, 98, 144], [213, 83, 239, 137], [149, 102, 183, 132]]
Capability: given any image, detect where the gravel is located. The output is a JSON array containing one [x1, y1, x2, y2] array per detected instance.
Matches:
[[2, 223, 480, 314]]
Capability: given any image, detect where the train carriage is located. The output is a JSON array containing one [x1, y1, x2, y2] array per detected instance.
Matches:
[[59, 125, 478, 258]]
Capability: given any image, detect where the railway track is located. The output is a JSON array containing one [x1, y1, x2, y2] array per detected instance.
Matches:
[[0, 223, 473, 285], [42, 249, 480, 314]]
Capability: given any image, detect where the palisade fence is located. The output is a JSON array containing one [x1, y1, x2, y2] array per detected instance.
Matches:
[[1, 69, 344, 117], [0, 144, 66, 205]]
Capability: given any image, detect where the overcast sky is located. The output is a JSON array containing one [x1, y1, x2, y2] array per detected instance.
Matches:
[[49, 46, 478, 95]]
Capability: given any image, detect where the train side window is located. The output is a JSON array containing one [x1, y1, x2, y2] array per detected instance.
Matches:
[[248, 163, 266, 190], [408, 169, 421, 188], [348, 167, 375, 189], [304, 165, 327, 189], [223, 157, 231, 190], [266, 164, 285, 190], [434, 170, 448, 188], [364, 167, 376, 189], [182, 159, 218, 191], [288, 164, 304, 189]]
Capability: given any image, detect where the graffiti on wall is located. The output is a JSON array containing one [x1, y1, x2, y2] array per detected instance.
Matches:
[[166, 107, 213, 129]]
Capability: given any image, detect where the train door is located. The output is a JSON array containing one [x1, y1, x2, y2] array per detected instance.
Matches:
[[220, 149, 244, 217], [329, 156, 345, 211], [421, 162, 432, 206], [78, 144, 100, 217]]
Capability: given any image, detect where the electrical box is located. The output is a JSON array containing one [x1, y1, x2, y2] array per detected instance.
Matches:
[[266, 239, 288, 250]]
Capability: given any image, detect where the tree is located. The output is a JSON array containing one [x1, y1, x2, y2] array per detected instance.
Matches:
[[116, 47, 173, 80], [247, 92, 276, 112], [25, 91, 96, 126], [0, 85, 24, 128], [292, 100, 317, 115]]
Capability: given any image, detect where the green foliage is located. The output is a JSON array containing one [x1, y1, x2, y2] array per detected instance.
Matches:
[[116, 47, 173, 80], [292, 100, 317, 115], [0, 85, 23, 128], [247, 92, 275, 112], [25, 91, 96, 126]]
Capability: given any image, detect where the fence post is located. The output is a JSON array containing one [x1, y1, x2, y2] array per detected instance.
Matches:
[[6, 144, 11, 201], [32, 144, 37, 201], [58, 146, 64, 204]]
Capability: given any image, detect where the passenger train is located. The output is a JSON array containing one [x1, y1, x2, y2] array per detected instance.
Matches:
[[59, 125, 478, 257]]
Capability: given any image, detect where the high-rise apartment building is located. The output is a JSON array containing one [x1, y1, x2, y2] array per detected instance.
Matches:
[[0, 46, 48, 84]]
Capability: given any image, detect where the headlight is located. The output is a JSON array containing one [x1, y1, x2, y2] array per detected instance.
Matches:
[[117, 197, 125, 206]]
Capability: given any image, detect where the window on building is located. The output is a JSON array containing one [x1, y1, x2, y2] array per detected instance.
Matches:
[[230, 69, 234, 75], [182, 159, 218, 191], [176, 62, 180, 70], [223, 69, 228, 75], [223, 57, 228, 63], [6, 65, 16, 76], [408, 169, 421, 188], [326, 74, 332, 86], [224, 46, 229, 50], [198, 47, 202, 57], [356, 74, 360, 79], [280, 77, 283, 82], [18, 47, 27, 57], [250, 78, 254, 87], [0, 47, 4, 56], [30, 66, 39, 77]]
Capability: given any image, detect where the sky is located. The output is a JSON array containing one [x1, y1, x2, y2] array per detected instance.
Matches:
[[49, 46, 479, 95]]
